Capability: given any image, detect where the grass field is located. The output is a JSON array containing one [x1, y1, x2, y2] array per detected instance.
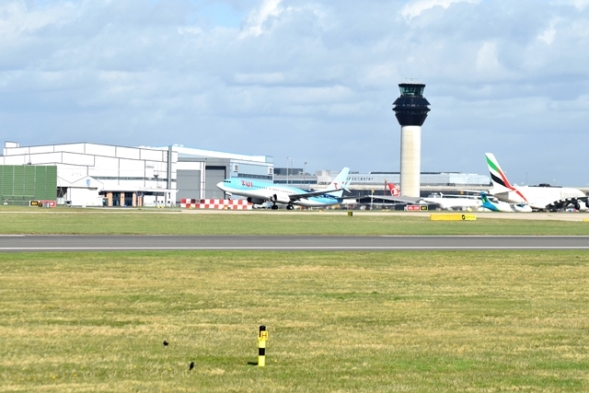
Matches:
[[1, 208, 588, 391], [1, 206, 589, 235], [1, 251, 589, 392]]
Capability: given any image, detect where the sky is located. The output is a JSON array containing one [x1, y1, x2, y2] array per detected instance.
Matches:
[[1, 0, 589, 186]]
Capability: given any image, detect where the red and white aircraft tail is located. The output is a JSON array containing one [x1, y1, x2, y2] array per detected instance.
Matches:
[[387, 183, 401, 197]]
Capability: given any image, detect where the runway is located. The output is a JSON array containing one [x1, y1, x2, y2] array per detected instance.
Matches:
[[1, 235, 589, 252]]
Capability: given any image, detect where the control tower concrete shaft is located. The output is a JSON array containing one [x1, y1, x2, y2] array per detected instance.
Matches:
[[392, 83, 430, 198]]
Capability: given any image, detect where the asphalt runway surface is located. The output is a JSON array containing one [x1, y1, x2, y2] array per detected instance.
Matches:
[[1, 235, 589, 252]]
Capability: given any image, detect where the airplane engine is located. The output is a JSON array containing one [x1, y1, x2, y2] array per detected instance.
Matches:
[[272, 194, 291, 204], [247, 197, 265, 205]]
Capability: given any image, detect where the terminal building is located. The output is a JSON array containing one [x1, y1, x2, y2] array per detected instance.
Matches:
[[274, 169, 491, 197]]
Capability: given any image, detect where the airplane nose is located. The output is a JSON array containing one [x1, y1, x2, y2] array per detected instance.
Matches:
[[216, 181, 226, 191]]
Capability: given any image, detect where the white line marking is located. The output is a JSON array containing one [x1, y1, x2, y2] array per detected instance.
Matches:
[[2, 246, 589, 251]]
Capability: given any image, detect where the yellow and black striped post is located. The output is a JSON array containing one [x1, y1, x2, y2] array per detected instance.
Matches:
[[258, 325, 268, 367]]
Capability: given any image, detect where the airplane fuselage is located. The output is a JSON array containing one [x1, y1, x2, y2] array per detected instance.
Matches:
[[217, 179, 342, 208], [493, 186, 587, 210], [421, 194, 482, 211]]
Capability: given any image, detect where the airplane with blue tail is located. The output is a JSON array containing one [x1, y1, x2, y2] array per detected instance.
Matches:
[[480, 191, 532, 213], [216, 167, 351, 210]]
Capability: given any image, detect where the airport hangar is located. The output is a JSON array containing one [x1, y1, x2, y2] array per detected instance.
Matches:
[[0, 141, 491, 207], [0, 141, 273, 207]]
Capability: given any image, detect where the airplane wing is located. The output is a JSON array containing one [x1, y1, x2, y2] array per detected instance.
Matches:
[[287, 189, 344, 201], [458, 190, 492, 197], [368, 195, 422, 204]]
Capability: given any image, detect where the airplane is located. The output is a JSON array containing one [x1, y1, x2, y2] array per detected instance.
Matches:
[[368, 183, 484, 211], [485, 153, 588, 211], [420, 191, 483, 211], [480, 192, 532, 213], [216, 167, 351, 210]]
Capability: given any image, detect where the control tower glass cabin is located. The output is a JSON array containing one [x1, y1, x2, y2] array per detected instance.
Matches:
[[393, 83, 430, 126]]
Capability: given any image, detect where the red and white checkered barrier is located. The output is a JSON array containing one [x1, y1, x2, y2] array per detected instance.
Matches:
[[180, 198, 253, 210]]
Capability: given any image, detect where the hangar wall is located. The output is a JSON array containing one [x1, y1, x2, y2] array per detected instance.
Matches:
[[1, 142, 176, 207], [0, 165, 57, 205], [177, 170, 202, 201], [205, 166, 227, 199]]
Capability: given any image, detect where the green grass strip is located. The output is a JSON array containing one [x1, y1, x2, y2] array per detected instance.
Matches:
[[1, 208, 589, 235]]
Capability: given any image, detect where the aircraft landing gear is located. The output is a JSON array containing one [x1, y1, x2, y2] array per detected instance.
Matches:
[[271, 204, 279, 210], [286, 204, 294, 210]]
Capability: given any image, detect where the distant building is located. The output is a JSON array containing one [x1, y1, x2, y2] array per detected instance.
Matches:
[[277, 170, 491, 197], [1, 142, 273, 206]]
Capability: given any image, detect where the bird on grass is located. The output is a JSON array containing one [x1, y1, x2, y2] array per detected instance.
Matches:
[[163, 340, 169, 346], [189, 362, 194, 371]]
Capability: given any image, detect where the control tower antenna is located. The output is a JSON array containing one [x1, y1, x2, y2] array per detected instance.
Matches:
[[392, 82, 430, 197]]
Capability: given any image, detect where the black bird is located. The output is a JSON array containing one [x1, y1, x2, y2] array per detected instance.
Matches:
[[163, 340, 169, 346], [189, 361, 194, 370]]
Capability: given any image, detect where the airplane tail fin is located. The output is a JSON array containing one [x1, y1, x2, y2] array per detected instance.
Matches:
[[480, 191, 490, 204], [387, 183, 401, 197], [480, 191, 497, 211], [485, 153, 514, 190], [325, 167, 350, 197]]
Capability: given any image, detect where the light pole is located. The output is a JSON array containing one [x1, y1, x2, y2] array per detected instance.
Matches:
[[154, 173, 159, 207], [303, 161, 307, 188], [287, 157, 292, 185]]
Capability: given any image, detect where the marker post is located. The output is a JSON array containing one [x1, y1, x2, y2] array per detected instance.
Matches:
[[258, 325, 268, 367]]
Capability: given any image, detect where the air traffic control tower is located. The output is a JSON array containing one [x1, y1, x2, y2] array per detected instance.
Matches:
[[393, 82, 430, 197]]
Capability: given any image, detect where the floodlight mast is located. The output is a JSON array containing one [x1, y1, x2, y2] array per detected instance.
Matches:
[[392, 82, 430, 198]]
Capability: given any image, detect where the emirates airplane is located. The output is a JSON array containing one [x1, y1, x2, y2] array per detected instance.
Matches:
[[486, 153, 588, 211]]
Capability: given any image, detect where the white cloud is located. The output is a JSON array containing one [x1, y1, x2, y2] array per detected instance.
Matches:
[[570, 0, 589, 10], [401, 0, 479, 20], [476, 41, 500, 72], [239, 0, 282, 38], [234, 72, 285, 84], [358, 63, 399, 90], [177, 26, 203, 36], [0, 1, 77, 45], [538, 26, 557, 45]]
